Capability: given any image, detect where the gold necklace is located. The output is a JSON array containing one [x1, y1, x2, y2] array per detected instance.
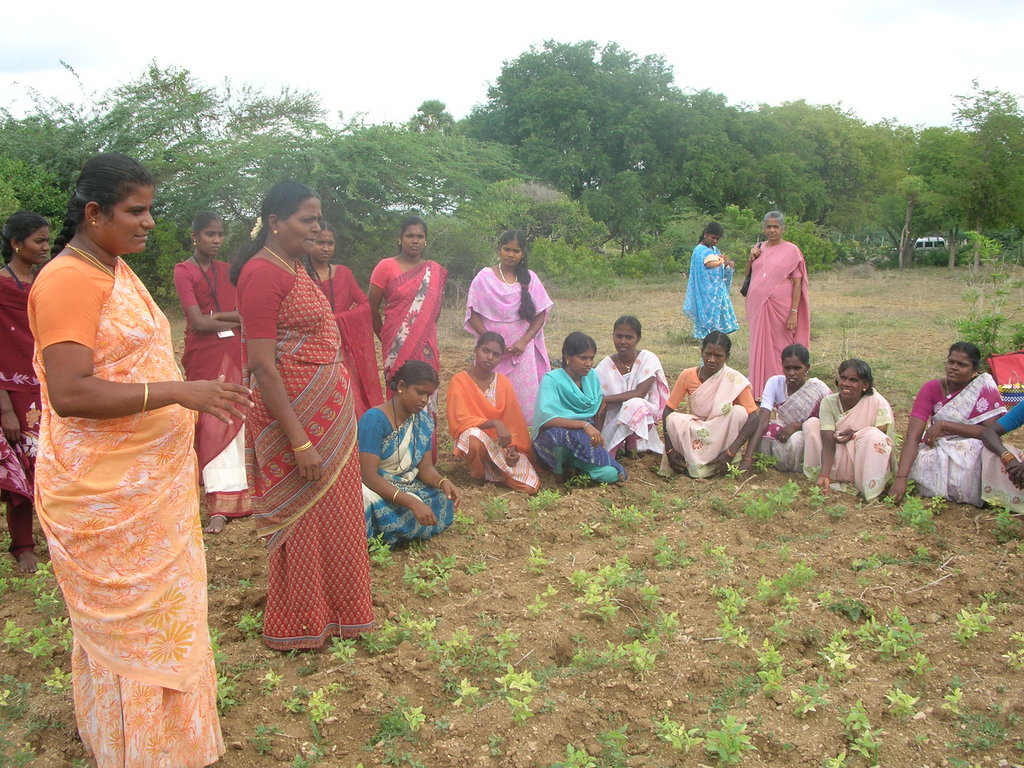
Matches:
[[497, 265, 516, 285], [66, 245, 116, 278], [264, 247, 297, 275]]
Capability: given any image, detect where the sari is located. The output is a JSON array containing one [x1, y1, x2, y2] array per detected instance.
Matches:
[[532, 368, 626, 484], [757, 375, 831, 472], [594, 349, 670, 455], [173, 258, 251, 520], [803, 391, 895, 501], [906, 374, 1018, 509], [663, 365, 755, 478], [239, 261, 373, 651], [0, 276, 40, 556], [744, 241, 810, 398], [318, 265, 383, 417], [683, 243, 738, 338], [464, 267, 554, 424], [359, 408, 454, 545], [29, 257, 222, 768], [446, 370, 540, 494], [372, 258, 447, 381]]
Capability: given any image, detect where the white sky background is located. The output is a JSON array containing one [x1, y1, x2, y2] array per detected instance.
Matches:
[[2, 0, 1022, 129]]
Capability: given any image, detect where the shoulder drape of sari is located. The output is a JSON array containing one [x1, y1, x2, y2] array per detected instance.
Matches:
[[243, 269, 358, 552], [321, 266, 383, 416], [595, 349, 669, 452], [32, 260, 208, 693], [689, 365, 751, 421], [774, 377, 831, 426], [683, 244, 738, 337], [532, 368, 603, 438], [379, 259, 447, 379], [446, 370, 532, 455]]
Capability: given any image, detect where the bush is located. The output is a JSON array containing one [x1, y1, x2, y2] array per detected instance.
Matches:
[[530, 239, 615, 288]]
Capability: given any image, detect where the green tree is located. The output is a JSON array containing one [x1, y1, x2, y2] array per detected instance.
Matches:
[[406, 100, 454, 135]]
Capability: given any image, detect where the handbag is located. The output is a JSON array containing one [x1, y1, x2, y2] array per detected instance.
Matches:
[[999, 372, 1024, 406], [739, 270, 752, 298], [989, 351, 1024, 405]]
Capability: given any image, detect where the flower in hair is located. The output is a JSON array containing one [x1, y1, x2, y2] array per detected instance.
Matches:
[[250, 217, 263, 240]]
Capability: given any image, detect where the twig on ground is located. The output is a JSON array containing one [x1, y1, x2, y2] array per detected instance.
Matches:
[[907, 572, 954, 594]]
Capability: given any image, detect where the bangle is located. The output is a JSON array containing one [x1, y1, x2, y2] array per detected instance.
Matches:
[[293, 440, 313, 453], [437, 477, 449, 489], [1001, 451, 1016, 466], [790, 308, 798, 314], [0, 408, 12, 415], [895, 474, 908, 478], [391, 488, 401, 503], [725, 449, 735, 459], [141, 382, 149, 414]]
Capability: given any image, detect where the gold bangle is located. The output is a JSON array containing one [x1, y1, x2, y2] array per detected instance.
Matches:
[[141, 382, 149, 414], [391, 488, 401, 503], [437, 477, 449, 489], [293, 440, 313, 453], [1001, 450, 1016, 466]]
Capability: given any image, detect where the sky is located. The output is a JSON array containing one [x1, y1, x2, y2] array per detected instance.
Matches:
[[2, 0, 1022, 130]]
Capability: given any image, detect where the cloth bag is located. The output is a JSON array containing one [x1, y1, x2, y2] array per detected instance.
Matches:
[[988, 351, 1024, 405]]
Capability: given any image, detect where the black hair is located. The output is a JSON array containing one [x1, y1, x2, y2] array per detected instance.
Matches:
[[838, 358, 874, 395], [475, 331, 506, 351], [498, 230, 536, 322], [230, 180, 319, 285], [949, 341, 982, 371], [561, 331, 597, 366], [53, 153, 155, 255], [319, 220, 338, 238], [388, 360, 439, 390], [613, 315, 642, 338], [303, 220, 338, 282], [780, 343, 810, 367], [191, 210, 222, 233], [2, 211, 49, 263], [701, 330, 732, 356], [397, 215, 427, 255], [700, 221, 724, 245]]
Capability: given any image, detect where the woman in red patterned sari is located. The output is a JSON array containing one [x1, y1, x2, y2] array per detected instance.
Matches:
[[232, 181, 374, 651]]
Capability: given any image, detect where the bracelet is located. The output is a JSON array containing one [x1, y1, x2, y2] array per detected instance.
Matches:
[[1001, 451, 1016, 466], [293, 440, 313, 453], [895, 474, 908, 478], [391, 488, 401, 503], [437, 477, 450, 489], [0, 408, 12, 415], [725, 449, 735, 459], [790, 308, 798, 314], [141, 382, 149, 414]]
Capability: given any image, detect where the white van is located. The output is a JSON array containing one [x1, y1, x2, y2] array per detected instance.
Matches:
[[914, 236, 946, 250]]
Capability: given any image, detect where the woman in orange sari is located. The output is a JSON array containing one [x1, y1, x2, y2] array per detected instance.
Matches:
[[447, 332, 540, 494], [29, 153, 250, 768]]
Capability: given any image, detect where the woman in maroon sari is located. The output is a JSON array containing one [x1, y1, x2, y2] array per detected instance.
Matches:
[[305, 221, 383, 416], [174, 211, 251, 534], [233, 181, 373, 650], [0, 211, 49, 572]]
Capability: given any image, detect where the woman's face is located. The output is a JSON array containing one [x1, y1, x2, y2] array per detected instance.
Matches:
[[93, 185, 156, 256], [310, 231, 336, 267], [703, 232, 721, 247], [474, 340, 504, 372], [837, 367, 868, 401], [396, 381, 436, 414], [945, 349, 976, 387], [400, 224, 426, 259], [612, 324, 639, 358], [274, 197, 321, 258], [701, 343, 728, 375], [564, 348, 596, 379], [781, 355, 809, 388], [193, 220, 224, 260], [12, 226, 50, 266], [499, 239, 524, 271], [763, 218, 783, 245]]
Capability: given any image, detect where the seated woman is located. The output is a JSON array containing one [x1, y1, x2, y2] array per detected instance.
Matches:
[[737, 344, 831, 473], [661, 330, 759, 478], [803, 359, 895, 501], [980, 401, 1024, 512], [595, 315, 670, 457], [447, 332, 540, 494], [359, 361, 460, 545], [890, 342, 1018, 508], [533, 332, 626, 485]]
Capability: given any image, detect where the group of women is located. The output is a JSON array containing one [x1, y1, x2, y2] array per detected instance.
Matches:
[[4, 153, 1024, 768]]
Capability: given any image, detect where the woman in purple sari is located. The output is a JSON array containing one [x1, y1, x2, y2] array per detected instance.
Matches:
[[465, 230, 553, 425]]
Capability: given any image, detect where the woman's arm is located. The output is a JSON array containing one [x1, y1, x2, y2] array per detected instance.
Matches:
[[786, 275, 803, 331], [184, 304, 240, 333], [816, 430, 838, 491], [738, 407, 772, 469], [415, 452, 460, 508], [359, 451, 443, 525], [212, 310, 241, 325], [466, 309, 488, 336], [889, 415, 927, 502], [41, 342, 249, 422], [713, 411, 762, 467], [540, 417, 604, 447], [0, 389, 19, 444], [602, 375, 656, 405], [510, 310, 547, 356], [246, 337, 322, 481], [367, 284, 384, 337]]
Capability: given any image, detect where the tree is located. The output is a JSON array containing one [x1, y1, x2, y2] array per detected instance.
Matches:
[[406, 100, 454, 135]]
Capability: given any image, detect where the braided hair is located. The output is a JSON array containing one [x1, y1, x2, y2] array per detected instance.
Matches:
[[230, 180, 319, 285], [498, 230, 536, 321]]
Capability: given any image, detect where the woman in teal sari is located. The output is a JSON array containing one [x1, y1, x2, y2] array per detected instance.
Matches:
[[359, 361, 460, 545]]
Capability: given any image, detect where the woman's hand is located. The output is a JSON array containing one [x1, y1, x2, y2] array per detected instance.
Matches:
[[293, 444, 323, 482], [493, 420, 513, 448], [439, 477, 461, 510], [667, 448, 688, 474], [888, 477, 908, 503], [777, 423, 799, 443], [1007, 459, 1024, 489], [711, 449, 734, 467], [177, 376, 252, 424], [409, 498, 438, 526], [722, 256, 735, 269], [738, 457, 754, 475], [509, 338, 528, 356], [584, 423, 604, 448], [504, 444, 520, 466], [816, 475, 831, 493], [922, 421, 944, 447], [595, 402, 607, 430], [834, 428, 855, 445], [749, 245, 761, 260], [1, 410, 20, 445], [786, 311, 798, 332]]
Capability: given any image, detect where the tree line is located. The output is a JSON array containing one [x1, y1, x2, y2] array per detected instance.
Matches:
[[2, 42, 1023, 302]]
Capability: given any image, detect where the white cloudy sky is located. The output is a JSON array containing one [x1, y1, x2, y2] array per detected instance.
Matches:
[[2, 0, 1022, 129]]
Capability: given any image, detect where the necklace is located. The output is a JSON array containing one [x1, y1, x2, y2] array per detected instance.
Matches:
[[264, 247, 297, 275], [615, 352, 636, 373], [2, 264, 33, 289], [497, 265, 516, 285], [66, 245, 116, 279]]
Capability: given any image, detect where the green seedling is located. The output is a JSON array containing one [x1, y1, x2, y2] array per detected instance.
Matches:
[[757, 639, 785, 696], [656, 715, 704, 752], [941, 687, 964, 716], [43, 667, 72, 693], [791, 677, 830, 717], [840, 700, 882, 765], [819, 630, 857, 680], [896, 496, 936, 533], [527, 489, 560, 511], [494, 664, 539, 722], [329, 636, 357, 662], [368, 534, 394, 568], [1003, 631, 1024, 670], [526, 545, 552, 574], [552, 744, 597, 768], [704, 715, 757, 765], [452, 678, 481, 707], [885, 686, 919, 720], [954, 601, 994, 644], [238, 610, 264, 639], [261, 669, 284, 693]]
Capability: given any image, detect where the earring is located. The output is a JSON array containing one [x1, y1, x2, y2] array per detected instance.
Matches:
[[91, 220, 97, 226], [273, 229, 278, 235], [14, 247, 19, 254]]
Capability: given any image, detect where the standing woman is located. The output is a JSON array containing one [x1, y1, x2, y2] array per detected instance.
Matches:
[[1, 211, 49, 572], [683, 221, 738, 340], [174, 210, 251, 534], [233, 181, 374, 651], [743, 211, 810, 398], [306, 221, 383, 416], [29, 153, 249, 767], [465, 230, 553, 424]]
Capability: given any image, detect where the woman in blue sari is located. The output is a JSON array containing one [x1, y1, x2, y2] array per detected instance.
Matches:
[[683, 221, 738, 339], [533, 332, 626, 484], [359, 361, 460, 545]]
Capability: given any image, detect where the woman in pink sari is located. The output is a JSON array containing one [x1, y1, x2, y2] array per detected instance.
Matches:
[[743, 211, 810, 398], [661, 331, 759, 478], [803, 359, 895, 501]]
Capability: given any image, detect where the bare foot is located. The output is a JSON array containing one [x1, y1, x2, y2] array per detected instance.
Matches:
[[203, 515, 228, 534], [16, 551, 39, 574]]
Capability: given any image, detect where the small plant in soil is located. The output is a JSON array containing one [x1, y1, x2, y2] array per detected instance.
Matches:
[[741, 480, 800, 520], [942, 686, 964, 717], [526, 545, 552, 574], [261, 668, 284, 693], [250, 724, 283, 756], [756, 639, 784, 696], [527, 489, 560, 511], [368, 534, 394, 568], [896, 496, 936, 534], [992, 506, 1021, 542], [885, 686, 919, 720], [1002, 631, 1024, 670], [953, 601, 995, 645], [791, 677, 830, 717], [656, 715, 704, 752], [238, 609, 264, 640], [494, 664, 539, 722], [704, 715, 757, 765], [551, 743, 597, 768], [819, 630, 857, 680], [840, 700, 883, 765]]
